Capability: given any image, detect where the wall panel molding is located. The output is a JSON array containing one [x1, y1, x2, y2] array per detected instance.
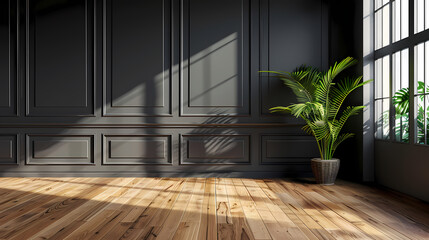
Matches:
[[26, 0, 95, 116], [103, 0, 172, 116], [0, 135, 18, 164], [259, 0, 327, 117], [260, 135, 319, 164], [180, 134, 250, 164], [26, 134, 95, 165], [103, 135, 172, 164], [180, 0, 250, 116], [0, 0, 18, 116]]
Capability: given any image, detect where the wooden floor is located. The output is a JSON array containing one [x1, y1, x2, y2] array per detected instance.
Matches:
[[0, 178, 428, 239]]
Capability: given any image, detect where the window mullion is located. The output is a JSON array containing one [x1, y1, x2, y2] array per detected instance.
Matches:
[[410, 0, 416, 144], [389, 1, 395, 141]]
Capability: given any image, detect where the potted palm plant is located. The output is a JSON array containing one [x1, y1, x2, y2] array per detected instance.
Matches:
[[261, 57, 372, 185]]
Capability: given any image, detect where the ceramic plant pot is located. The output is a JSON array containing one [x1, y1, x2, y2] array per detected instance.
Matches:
[[311, 158, 340, 185]]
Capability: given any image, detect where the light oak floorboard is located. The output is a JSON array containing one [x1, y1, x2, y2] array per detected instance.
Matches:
[[0, 178, 426, 239]]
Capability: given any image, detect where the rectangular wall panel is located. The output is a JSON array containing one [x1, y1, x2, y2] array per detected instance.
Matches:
[[181, 135, 250, 164], [181, 0, 250, 116], [103, 0, 171, 116], [103, 135, 172, 164], [0, 0, 17, 116], [0, 135, 17, 164], [27, 135, 94, 164], [26, 0, 94, 116], [260, 0, 324, 116], [261, 135, 319, 164]]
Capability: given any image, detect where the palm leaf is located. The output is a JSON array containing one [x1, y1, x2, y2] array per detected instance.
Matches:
[[262, 57, 370, 159], [329, 77, 372, 120], [332, 133, 355, 152]]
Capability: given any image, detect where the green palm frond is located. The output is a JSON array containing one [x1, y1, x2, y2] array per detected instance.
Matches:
[[261, 57, 371, 160], [315, 57, 358, 106], [308, 120, 330, 141], [392, 87, 409, 115], [333, 106, 365, 136], [269, 106, 291, 113], [329, 77, 372, 119], [332, 133, 355, 153]]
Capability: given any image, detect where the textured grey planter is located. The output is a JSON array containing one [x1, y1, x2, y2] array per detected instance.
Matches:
[[311, 158, 340, 185]]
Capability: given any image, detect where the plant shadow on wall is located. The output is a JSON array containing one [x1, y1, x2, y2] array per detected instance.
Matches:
[[101, 31, 243, 175], [23, 21, 243, 175], [4, 0, 248, 176], [261, 57, 372, 184]]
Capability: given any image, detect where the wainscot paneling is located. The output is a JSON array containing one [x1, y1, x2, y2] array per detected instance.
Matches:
[[0, 0, 17, 116], [181, 134, 250, 164], [0, 0, 332, 177], [26, 135, 94, 164], [103, 0, 172, 116], [0, 135, 17, 164], [180, 0, 250, 116], [103, 135, 172, 164], [261, 135, 319, 164], [26, 0, 94, 116]]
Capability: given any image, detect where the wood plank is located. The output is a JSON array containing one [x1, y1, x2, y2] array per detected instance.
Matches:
[[233, 178, 272, 240], [172, 178, 206, 240], [223, 178, 255, 240], [61, 178, 153, 240], [0, 178, 425, 240], [29, 178, 140, 240], [196, 177, 217, 240], [151, 178, 198, 239], [308, 183, 416, 240], [242, 179, 294, 240], [5, 178, 119, 240], [115, 178, 188, 239], [266, 180, 336, 240], [255, 180, 311, 240], [216, 178, 233, 239]]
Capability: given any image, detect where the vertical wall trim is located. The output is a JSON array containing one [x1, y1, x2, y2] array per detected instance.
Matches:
[[321, 0, 329, 69], [363, 0, 375, 181], [0, 0, 18, 116]]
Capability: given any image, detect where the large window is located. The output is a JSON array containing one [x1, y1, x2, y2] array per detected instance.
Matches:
[[374, 0, 429, 144]]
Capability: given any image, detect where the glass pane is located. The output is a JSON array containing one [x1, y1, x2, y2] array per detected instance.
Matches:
[[416, 95, 426, 144], [426, 0, 429, 30], [375, 0, 382, 10], [383, 55, 390, 98], [393, 0, 401, 42], [401, 0, 409, 39], [393, 51, 401, 93], [382, 5, 390, 47], [393, 0, 409, 42], [375, 100, 390, 139], [415, 43, 425, 95], [401, 49, 409, 89], [393, 50, 410, 143], [375, 58, 383, 99], [416, 0, 425, 33], [426, 42, 429, 93], [383, 99, 390, 139], [375, 10, 382, 50]]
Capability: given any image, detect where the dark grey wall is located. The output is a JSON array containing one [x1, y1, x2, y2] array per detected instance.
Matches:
[[0, 0, 365, 178], [328, 0, 365, 181], [375, 141, 429, 202]]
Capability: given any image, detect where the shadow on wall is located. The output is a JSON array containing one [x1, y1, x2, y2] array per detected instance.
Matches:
[[26, 30, 243, 173]]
